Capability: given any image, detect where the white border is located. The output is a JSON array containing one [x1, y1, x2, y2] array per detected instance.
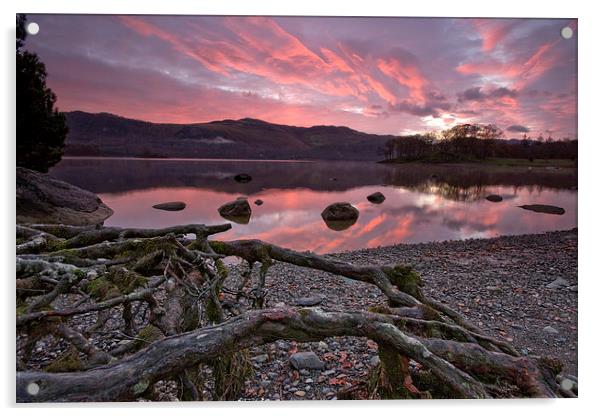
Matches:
[[2, 1, 600, 415]]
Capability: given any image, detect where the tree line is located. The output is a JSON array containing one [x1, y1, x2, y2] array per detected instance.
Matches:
[[383, 123, 577, 163]]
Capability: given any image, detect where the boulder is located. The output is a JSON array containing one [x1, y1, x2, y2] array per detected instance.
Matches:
[[321, 202, 359, 222], [152, 201, 186, 211], [289, 352, 325, 370], [321, 202, 359, 231], [218, 198, 252, 224], [254, 199, 264, 206], [234, 173, 252, 183], [367, 192, 386, 204], [518, 204, 565, 215], [485, 194, 503, 202], [16, 167, 113, 226]]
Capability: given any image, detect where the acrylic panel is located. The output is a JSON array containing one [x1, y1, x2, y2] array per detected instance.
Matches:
[[16, 14, 577, 402]]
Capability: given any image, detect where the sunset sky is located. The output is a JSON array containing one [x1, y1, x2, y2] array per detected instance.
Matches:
[[25, 15, 577, 138]]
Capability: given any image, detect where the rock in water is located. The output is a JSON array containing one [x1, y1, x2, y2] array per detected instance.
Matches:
[[254, 199, 264, 206], [234, 173, 252, 183], [321, 202, 359, 221], [321, 202, 359, 231], [16, 167, 113, 226], [485, 194, 503, 202], [367, 192, 386, 204], [152, 201, 186, 211], [218, 198, 252, 224], [290, 352, 325, 370], [518, 204, 565, 215]]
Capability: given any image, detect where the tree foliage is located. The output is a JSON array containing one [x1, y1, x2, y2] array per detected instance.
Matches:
[[384, 123, 577, 163], [17, 14, 68, 172]]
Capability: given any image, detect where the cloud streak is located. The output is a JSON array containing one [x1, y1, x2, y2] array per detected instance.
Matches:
[[24, 15, 577, 138]]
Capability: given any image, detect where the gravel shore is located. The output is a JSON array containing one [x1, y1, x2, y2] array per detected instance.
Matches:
[[236, 228, 578, 400], [20, 228, 578, 401]]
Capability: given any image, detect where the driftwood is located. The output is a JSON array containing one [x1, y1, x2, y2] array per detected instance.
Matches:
[[15, 223, 565, 402]]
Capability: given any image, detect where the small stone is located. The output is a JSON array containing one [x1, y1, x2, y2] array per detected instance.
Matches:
[[290, 352, 325, 370], [305, 378, 313, 384], [294, 295, 324, 306], [294, 390, 306, 397], [485, 195, 503, 202], [543, 326, 559, 335], [322, 369, 336, 376], [234, 173, 252, 183], [152, 201, 186, 211], [369, 356, 380, 367], [560, 378, 576, 393], [254, 199, 264, 206], [367, 192, 386, 204], [252, 354, 269, 363], [546, 278, 570, 289], [518, 204, 565, 215]]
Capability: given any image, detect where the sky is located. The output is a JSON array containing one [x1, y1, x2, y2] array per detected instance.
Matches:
[[25, 15, 577, 138]]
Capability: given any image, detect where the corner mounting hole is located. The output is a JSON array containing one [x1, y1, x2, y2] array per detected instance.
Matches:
[[561, 26, 573, 39], [26, 22, 39, 35], [26, 382, 40, 396]]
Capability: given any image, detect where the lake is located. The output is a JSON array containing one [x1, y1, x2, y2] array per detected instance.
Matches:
[[50, 157, 578, 254]]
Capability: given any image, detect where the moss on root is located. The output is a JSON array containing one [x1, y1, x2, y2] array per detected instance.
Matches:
[[215, 259, 228, 280], [85, 276, 121, 300], [44, 348, 83, 373], [208, 240, 229, 255], [132, 324, 163, 348], [384, 265, 424, 300], [210, 350, 253, 401], [85, 268, 148, 300]]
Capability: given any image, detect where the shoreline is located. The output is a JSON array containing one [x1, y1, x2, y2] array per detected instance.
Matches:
[[17, 227, 577, 401], [211, 228, 577, 400]]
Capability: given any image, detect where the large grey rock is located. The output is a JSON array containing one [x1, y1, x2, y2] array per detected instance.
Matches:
[[290, 352, 324, 370], [321, 202, 359, 221], [218, 198, 252, 224], [321, 202, 359, 231], [17, 167, 113, 226], [152, 201, 186, 211]]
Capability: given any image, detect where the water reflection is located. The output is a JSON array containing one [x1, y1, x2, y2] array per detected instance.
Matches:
[[50, 158, 577, 253]]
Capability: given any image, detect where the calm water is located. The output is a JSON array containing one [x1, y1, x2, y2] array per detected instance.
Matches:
[[50, 158, 577, 254]]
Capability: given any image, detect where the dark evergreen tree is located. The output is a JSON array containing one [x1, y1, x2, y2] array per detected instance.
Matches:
[[17, 14, 68, 172]]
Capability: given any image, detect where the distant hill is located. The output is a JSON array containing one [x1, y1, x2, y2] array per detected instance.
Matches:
[[63, 111, 398, 161]]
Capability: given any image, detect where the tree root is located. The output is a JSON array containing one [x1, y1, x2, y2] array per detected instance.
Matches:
[[15, 223, 566, 402]]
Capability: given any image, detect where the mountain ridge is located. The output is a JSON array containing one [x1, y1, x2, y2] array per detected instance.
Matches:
[[63, 111, 398, 161]]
